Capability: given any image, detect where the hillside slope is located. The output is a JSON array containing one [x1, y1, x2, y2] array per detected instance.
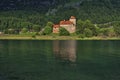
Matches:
[[0, 0, 120, 24]]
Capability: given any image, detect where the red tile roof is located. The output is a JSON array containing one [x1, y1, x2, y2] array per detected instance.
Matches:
[[60, 20, 73, 25]]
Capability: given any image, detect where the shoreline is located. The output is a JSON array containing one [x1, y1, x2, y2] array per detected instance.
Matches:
[[0, 35, 120, 40]]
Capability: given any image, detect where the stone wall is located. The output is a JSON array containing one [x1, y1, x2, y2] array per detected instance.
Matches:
[[53, 27, 59, 33], [60, 24, 76, 33]]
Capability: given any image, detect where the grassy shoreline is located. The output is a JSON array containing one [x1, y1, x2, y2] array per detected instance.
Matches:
[[0, 35, 120, 40]]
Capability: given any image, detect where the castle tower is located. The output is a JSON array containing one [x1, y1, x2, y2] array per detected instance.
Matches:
[[69, 16, 76, 26]]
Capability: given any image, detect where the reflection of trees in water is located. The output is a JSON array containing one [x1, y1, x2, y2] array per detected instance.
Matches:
[[53, 40, 76, 62]]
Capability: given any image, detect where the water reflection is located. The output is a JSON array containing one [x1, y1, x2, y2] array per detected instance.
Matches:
[[53, 40, 77, 62]]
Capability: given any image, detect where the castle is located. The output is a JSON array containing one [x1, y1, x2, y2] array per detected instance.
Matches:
[[53, 16, 76, 33]]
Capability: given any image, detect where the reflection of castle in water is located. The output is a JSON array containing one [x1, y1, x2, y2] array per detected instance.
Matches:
[[53, 40, 76, 62]]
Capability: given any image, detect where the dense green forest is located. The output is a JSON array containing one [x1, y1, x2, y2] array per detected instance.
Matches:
[[0, 0, 120, 37]]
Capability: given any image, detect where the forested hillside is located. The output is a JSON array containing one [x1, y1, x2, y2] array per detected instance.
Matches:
[[0, 0, 120, 33]]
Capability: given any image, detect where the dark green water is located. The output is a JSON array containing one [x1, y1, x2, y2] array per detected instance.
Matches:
[[0, 40, 120, 80]]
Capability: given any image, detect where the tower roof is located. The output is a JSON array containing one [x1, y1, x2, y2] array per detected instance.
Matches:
[[70, 16, 76, 19]]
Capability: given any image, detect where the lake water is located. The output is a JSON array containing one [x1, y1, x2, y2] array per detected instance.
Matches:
[[0, 40, 120, 80]]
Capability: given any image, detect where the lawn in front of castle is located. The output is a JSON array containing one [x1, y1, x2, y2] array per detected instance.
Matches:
[[0, 34, 120, 40]]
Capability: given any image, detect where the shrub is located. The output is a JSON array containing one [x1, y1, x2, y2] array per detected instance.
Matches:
[[42, 26, 52, 35], [21, 28, 28, 33], [84, 28, 93, 37], [46, 22, 53, 27], [8, 29, 16, 34], [32, 34, 36, 38], [108, 27, 116, 37], [59, 27, 70, 36], [99, 28, 115, 37], [32, 25, 41, 32], [91, 26, 100, 36], [78, 34, 85, 38], [114, 23, 120, 36]]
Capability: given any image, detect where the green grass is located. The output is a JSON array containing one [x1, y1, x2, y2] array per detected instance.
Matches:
[[0, 34, 120, 40]]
